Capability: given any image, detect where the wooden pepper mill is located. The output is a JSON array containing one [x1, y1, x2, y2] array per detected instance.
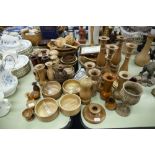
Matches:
[[119, 43, 137, 72], [96, 36, 109, 69], [79, 77, 93, 105], [110, 35, 126, 73], [100, 72, 116, 100], [135, 34, 154, 67], [103, 44, 118, 73]]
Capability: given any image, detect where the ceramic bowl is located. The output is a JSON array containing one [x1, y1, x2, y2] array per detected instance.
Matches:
[[59, 94, 81, 116], [62, 79, 80, 95], [35, 98, 59, 122], [42, 81, 62, 99]]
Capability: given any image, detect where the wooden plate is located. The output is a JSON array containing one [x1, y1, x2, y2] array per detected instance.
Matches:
[[59, 94, 81, 116], [62, 79, 80, 94], [35, 98, 59, 122]]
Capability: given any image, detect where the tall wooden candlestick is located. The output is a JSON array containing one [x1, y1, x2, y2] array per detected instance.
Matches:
[[119, 43, 137, 72]]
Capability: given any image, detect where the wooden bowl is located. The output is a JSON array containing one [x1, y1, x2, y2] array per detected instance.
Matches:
[[42, 81, 61, 99], [35, 98, 59, 122], [59, 94, 81, 116], [62, 79, 80, 94], [21, 29, 42, 46], [78, 56, 97, 67], [22, 108, 35, 121], [47, 41, 80, 57]]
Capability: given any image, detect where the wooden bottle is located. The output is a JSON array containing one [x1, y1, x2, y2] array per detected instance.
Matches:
[[135, 34, 154, 67], [96, 36, 109, 68], [119, 43, 137, 72]]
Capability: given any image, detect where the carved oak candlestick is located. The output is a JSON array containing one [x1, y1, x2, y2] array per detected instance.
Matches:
[[119, 43, 137, 72]]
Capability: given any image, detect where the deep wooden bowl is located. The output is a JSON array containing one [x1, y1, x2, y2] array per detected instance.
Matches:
[[62, 79, 80, 95], [42, 81, 62, 99], [35, 98, 59, 122], [59, 94, 81, 116]]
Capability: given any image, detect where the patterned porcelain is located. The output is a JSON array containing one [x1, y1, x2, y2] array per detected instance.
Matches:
[[0, 39, 32, 56], [0, 91, 11, 117], [0, 60, 18, 97]]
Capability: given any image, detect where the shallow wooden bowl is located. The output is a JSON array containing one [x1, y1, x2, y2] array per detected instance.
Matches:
[[35, 98, 59, 122], [59, 94, 81, 116], [62, 79, 80, 94], [78, 56, 96, 67], [42, 81, 62, 99]]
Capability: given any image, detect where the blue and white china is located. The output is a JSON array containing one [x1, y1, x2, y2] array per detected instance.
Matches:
[[0, 91, 11, 117], [0, 59, 18, 97]]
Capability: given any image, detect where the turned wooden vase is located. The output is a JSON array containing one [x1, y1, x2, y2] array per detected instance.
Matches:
[[100, 72, 116, 100], [34, 64, 46, 86], [79, 77, 93, 105], [135, 34, 154, 67], [88, 68, 101, 96], [45, 61, 55, 81]]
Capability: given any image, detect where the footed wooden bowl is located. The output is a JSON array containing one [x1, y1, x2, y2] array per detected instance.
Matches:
[[35, 98, 59, 122], [42, 81, 62, 99], [62, 79, 80, 95], [59, 94, 81, 116]]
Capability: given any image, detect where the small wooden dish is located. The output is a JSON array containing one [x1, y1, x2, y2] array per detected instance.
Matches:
[[22, 108, 35, 121], [42, 81, 62, 99], [35, 98, 59, 122], [83, 103, 106, 124], [78, 56, 97, 67], [62, 79, 80, 95], [59, 94, 81, 116]]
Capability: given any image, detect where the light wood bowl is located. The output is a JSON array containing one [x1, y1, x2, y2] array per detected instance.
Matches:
[[59, 94, 81, 116], [35, 98, 59, 122], [78, 56, 96, 67], [42, 81, 62, 99], [62, 79, 80, 95]]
